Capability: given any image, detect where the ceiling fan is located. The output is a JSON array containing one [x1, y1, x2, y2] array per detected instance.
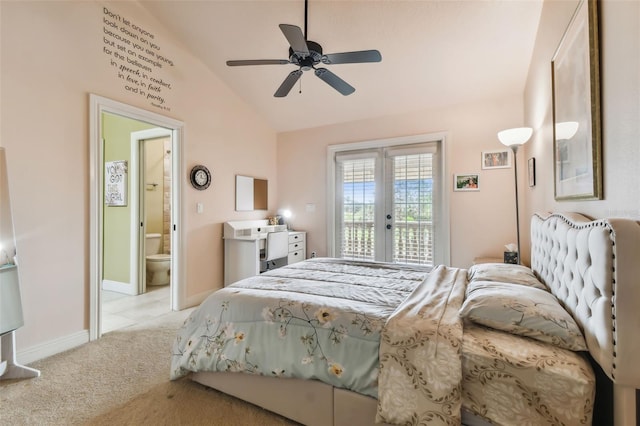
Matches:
[[226, 0, 382, 97]]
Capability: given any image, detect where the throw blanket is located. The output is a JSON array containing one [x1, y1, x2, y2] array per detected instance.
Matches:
[[377, 265, 468, 425]]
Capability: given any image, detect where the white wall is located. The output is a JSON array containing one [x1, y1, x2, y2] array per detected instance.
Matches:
[[0, 1, 278, 351], [522, 0, 640, 262], [277, 95, 526, 268]]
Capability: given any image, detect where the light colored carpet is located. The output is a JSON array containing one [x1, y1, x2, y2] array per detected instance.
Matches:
[[0, 309, 297, 425]]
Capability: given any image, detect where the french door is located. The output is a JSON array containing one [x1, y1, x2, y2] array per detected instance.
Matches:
[[334, 142, 441, 266]]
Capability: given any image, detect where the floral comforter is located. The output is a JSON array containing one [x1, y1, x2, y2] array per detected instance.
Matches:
[[170, 258, 433, 398]]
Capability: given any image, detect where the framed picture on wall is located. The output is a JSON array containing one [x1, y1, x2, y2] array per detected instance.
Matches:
[[551, 0, 602, 200], [454, 174, 479, 191], [528, 157, 536, 187], [481, 150, 511, 169], [105, 160, 128, 206]]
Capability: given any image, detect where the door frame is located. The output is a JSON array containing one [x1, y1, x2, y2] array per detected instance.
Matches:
[[89, 94, 185, 341], [382, 143, 440, 263], [326, 132, 451, 265], [131, 128, 173, 296]]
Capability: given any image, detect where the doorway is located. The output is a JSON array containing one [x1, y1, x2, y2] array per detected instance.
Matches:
[[132, 128, 173, 296], [102, 126, 175, 333], [335, 144, 439, 265], [89, 94, 185, 340]]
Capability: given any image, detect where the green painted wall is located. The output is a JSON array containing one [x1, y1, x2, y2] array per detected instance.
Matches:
[[102, 112, 155, 284]]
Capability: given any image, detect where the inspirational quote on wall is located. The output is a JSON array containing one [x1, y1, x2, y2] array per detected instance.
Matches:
[[102, 7, 174, 112]]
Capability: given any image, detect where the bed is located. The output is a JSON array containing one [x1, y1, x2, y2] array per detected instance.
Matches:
[[171, 212, 640, 425]]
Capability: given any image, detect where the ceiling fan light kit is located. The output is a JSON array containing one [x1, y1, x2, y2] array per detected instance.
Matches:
[[226, 1, 382, 98]]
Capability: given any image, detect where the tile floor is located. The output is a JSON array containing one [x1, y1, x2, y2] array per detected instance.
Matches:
[[101, 285, 171, 333]]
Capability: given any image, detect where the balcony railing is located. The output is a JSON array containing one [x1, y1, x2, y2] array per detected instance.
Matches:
[[341, 221, 433, 265]]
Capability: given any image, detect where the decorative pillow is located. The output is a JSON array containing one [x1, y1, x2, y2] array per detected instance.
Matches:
[[467, 263, 547, 290], [459, 281, 587, 351]]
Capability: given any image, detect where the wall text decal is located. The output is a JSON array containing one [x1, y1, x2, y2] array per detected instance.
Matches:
[[102, 7, 174, 112]]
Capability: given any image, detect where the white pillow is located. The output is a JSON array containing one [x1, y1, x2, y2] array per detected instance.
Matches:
[[467, 263, 547, 290], [460, 281, 587, 351]]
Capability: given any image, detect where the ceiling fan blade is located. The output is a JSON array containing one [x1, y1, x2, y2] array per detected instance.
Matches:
[[321, 50, 382, 65], [314, 68, 355, 96], [274, 70, 303, 97], [226, 59, 290, 66], [279, 24, 309, 57]]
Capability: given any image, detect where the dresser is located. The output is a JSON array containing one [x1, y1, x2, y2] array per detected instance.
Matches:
[[287, 231, 306, 265], [223, 220, 306, 286]]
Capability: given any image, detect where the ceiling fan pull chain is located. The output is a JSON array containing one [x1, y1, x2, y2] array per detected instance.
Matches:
[[299, 77, 302, 94]]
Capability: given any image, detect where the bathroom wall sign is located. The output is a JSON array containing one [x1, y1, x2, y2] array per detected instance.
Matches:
[[105, 160, 128, 206]]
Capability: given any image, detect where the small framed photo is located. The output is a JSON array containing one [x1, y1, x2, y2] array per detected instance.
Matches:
[[482, 150, 511, 169], [454, 174, 480, 191], [528, 157, 536, 187]]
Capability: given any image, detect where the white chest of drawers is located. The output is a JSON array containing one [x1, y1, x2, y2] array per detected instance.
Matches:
[[287, 232, 306, 265]]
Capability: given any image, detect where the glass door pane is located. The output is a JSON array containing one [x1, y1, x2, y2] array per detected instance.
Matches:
[[337, 157, 376, 260], [387, 152, 434, 266]]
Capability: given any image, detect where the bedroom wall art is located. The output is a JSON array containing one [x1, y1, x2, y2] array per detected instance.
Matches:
[[102, 6, 175, 112], [454, 174, 479, 191], [551, 0, 602, 200], [105, 160, 128, 206], [235, 175, 268, 211], [481, 150, 510, 169], [528, 158, 536, 187]]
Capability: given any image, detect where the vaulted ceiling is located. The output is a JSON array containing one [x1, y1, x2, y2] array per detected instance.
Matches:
[[140, 0, 543, 132]]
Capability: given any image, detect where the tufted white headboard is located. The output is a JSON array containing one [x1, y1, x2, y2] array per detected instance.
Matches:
[[530, 212, 640, 425]]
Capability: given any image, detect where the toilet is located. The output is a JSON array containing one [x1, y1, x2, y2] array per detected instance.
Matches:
[[145, 233, 171, 286]]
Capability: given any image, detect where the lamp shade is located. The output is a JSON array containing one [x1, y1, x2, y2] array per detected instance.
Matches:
[[498, 127, 533, 147]]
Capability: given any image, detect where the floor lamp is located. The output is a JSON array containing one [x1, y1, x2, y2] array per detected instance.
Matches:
[[498, 127, 533, 265]]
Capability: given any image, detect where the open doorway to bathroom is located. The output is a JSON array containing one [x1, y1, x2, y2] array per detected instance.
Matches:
[[100, 115, 174, 333], [137, 130, 173, 294], [89, 94, 185, 341]]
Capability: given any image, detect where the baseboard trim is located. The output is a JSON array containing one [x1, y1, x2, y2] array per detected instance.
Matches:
[[102, 279, 137, 295], [18, 330, 89, 365]]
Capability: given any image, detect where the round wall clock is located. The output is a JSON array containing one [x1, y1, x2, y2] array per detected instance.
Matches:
[[190, 165, 211, 190]]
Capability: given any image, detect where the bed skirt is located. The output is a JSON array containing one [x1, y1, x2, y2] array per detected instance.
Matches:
[[191, 372, 491, 426]]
